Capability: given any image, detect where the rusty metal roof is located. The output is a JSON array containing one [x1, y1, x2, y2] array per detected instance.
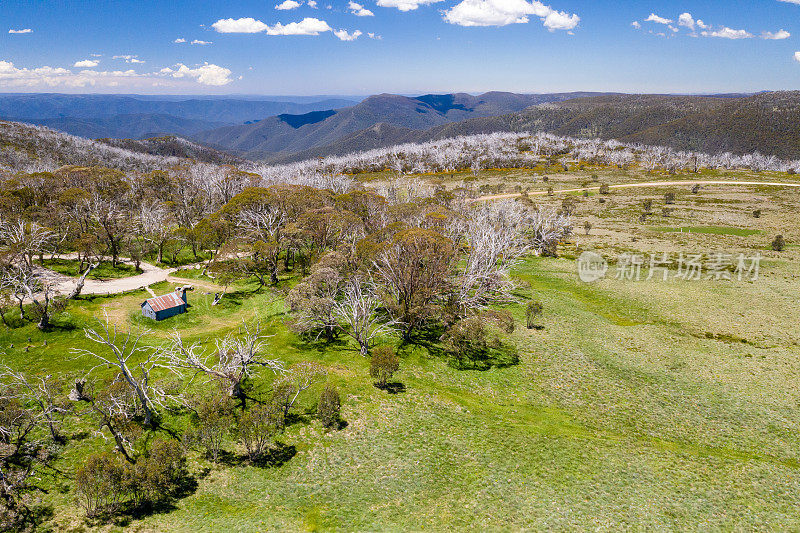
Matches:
[[144, 292, 185, 312]]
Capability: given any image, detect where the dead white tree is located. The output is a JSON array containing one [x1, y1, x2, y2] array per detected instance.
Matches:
[[332, 278, 397, 355], [162, 321, 285, 404], [0, 366, 69, 442], [528, 207, 572, 256], [72, 314, 168, 427], [457, 200, 530, 311], [0, 220, 54, 268]]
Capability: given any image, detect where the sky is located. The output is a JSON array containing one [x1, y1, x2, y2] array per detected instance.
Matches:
[[0, 0, 799, 95]]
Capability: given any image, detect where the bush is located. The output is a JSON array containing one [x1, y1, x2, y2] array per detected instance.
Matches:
[[370, 346, 400, 388], [441, 318, 518, 370], [318, 384, 341, 429], [643, 199, 653, 213], [752, 209, 761, 218], [238, 403, 284, 461], [599, 183, 610, 195], [131, 440, 188, 505], [75, 453, 127, 518], [772, 234, 786, 251], [526, 301, 543, 329], [664, 192, 676, 204], [187, 394, 234, 462]]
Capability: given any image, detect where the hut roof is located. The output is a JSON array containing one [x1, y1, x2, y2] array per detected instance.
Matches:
[[142, 291, 185, 312]]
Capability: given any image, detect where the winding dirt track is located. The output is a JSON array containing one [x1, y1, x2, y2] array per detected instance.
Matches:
[[472, 179, 800, 202]]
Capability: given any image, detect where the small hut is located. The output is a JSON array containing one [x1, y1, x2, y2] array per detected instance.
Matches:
[[141, 287, 190, 321]]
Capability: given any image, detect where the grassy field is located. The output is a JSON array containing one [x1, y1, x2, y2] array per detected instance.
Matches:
[[3, 167, 800, 531], [38, 258, 143, 280]]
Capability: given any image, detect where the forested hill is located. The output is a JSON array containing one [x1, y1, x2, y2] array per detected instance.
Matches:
[[269, 92, 800, 163]]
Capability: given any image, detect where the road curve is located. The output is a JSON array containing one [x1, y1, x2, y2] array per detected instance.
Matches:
[[472, 179, 800, 202]]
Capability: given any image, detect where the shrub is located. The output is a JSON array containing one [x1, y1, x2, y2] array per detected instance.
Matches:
[[318, 384, 341, 429], [643, 199, 653, 213], [75, 453, 127, 518], [599, 183, 610, 195], [187, 394, 234, 462], [131, 440, 188, 505], [691, 184, 701, 194], [664, 192, 676, 204], [370, 346, 400, 388], [752, 209, 761, 218], [526, 301, 543, 329], [238, 403, 284, 461], [442, 318, 518, 370], [772, 235, 786, 251], [583, 221, 592, 235]]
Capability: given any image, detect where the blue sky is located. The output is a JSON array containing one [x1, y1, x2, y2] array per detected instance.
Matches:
[[1, 0, 799, 95]]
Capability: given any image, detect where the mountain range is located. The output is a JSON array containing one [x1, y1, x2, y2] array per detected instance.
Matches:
[[252, 91, 800, 163], [3, 91, 799, 163]]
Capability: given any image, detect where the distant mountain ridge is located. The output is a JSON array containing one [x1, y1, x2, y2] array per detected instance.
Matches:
[[263, 91, 800, 163], [193, 92, 607, 159], [0, 94, 358, 123]]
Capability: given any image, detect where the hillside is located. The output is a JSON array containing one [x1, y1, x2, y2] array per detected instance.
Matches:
[[270, 92, 800, 162], [193, 92, 605, 159], [22, 113, 227, 140], [0, 120, 223, 173]]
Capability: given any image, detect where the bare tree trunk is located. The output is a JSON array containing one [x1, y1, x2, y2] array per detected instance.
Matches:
[[67, 263, 98, 300]]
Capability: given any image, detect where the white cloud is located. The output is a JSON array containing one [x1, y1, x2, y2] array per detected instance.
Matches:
[[308, 0, 318, 6], [543, 10, 579, 31], [0, 59, 235, 89], [631, 21, 641, 29], [696, 19, 708, 29], [678, 12, 694, 31], [349, 1, 375, 16], [645, 13, 672, 25], [160, 63, 233, 86], [8, 28, 33, 34], [212, 16, 332, 36], [266, 17, 333, 35], [443, 0, 578, 31], [276, 0, 302, 10], [334, 29, 363, 40], [174, 37, 187, 43], [113, 54, 145, 63], [212, 17, 270, 33], [763, 29, 790, 40], [779, 0, 800, 4], [367, 32, 382, 39], [73, 59, 99, 68], [191, 39, 213, 45], [702, 27, 752, 39], [795, 51, 800, 62], [376, 0, 443, 12]]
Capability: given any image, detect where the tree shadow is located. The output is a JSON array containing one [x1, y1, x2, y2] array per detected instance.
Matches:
[[251, 442, 297, 468], [375, 382, 406, 394]]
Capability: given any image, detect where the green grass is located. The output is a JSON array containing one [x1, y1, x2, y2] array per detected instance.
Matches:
[[4, 252, 800, 530], [38, 258, 143, 279], [651, 225, 761, 237]]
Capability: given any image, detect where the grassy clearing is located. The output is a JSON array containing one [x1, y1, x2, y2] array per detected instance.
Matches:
[[38, 258, 143, 279]]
